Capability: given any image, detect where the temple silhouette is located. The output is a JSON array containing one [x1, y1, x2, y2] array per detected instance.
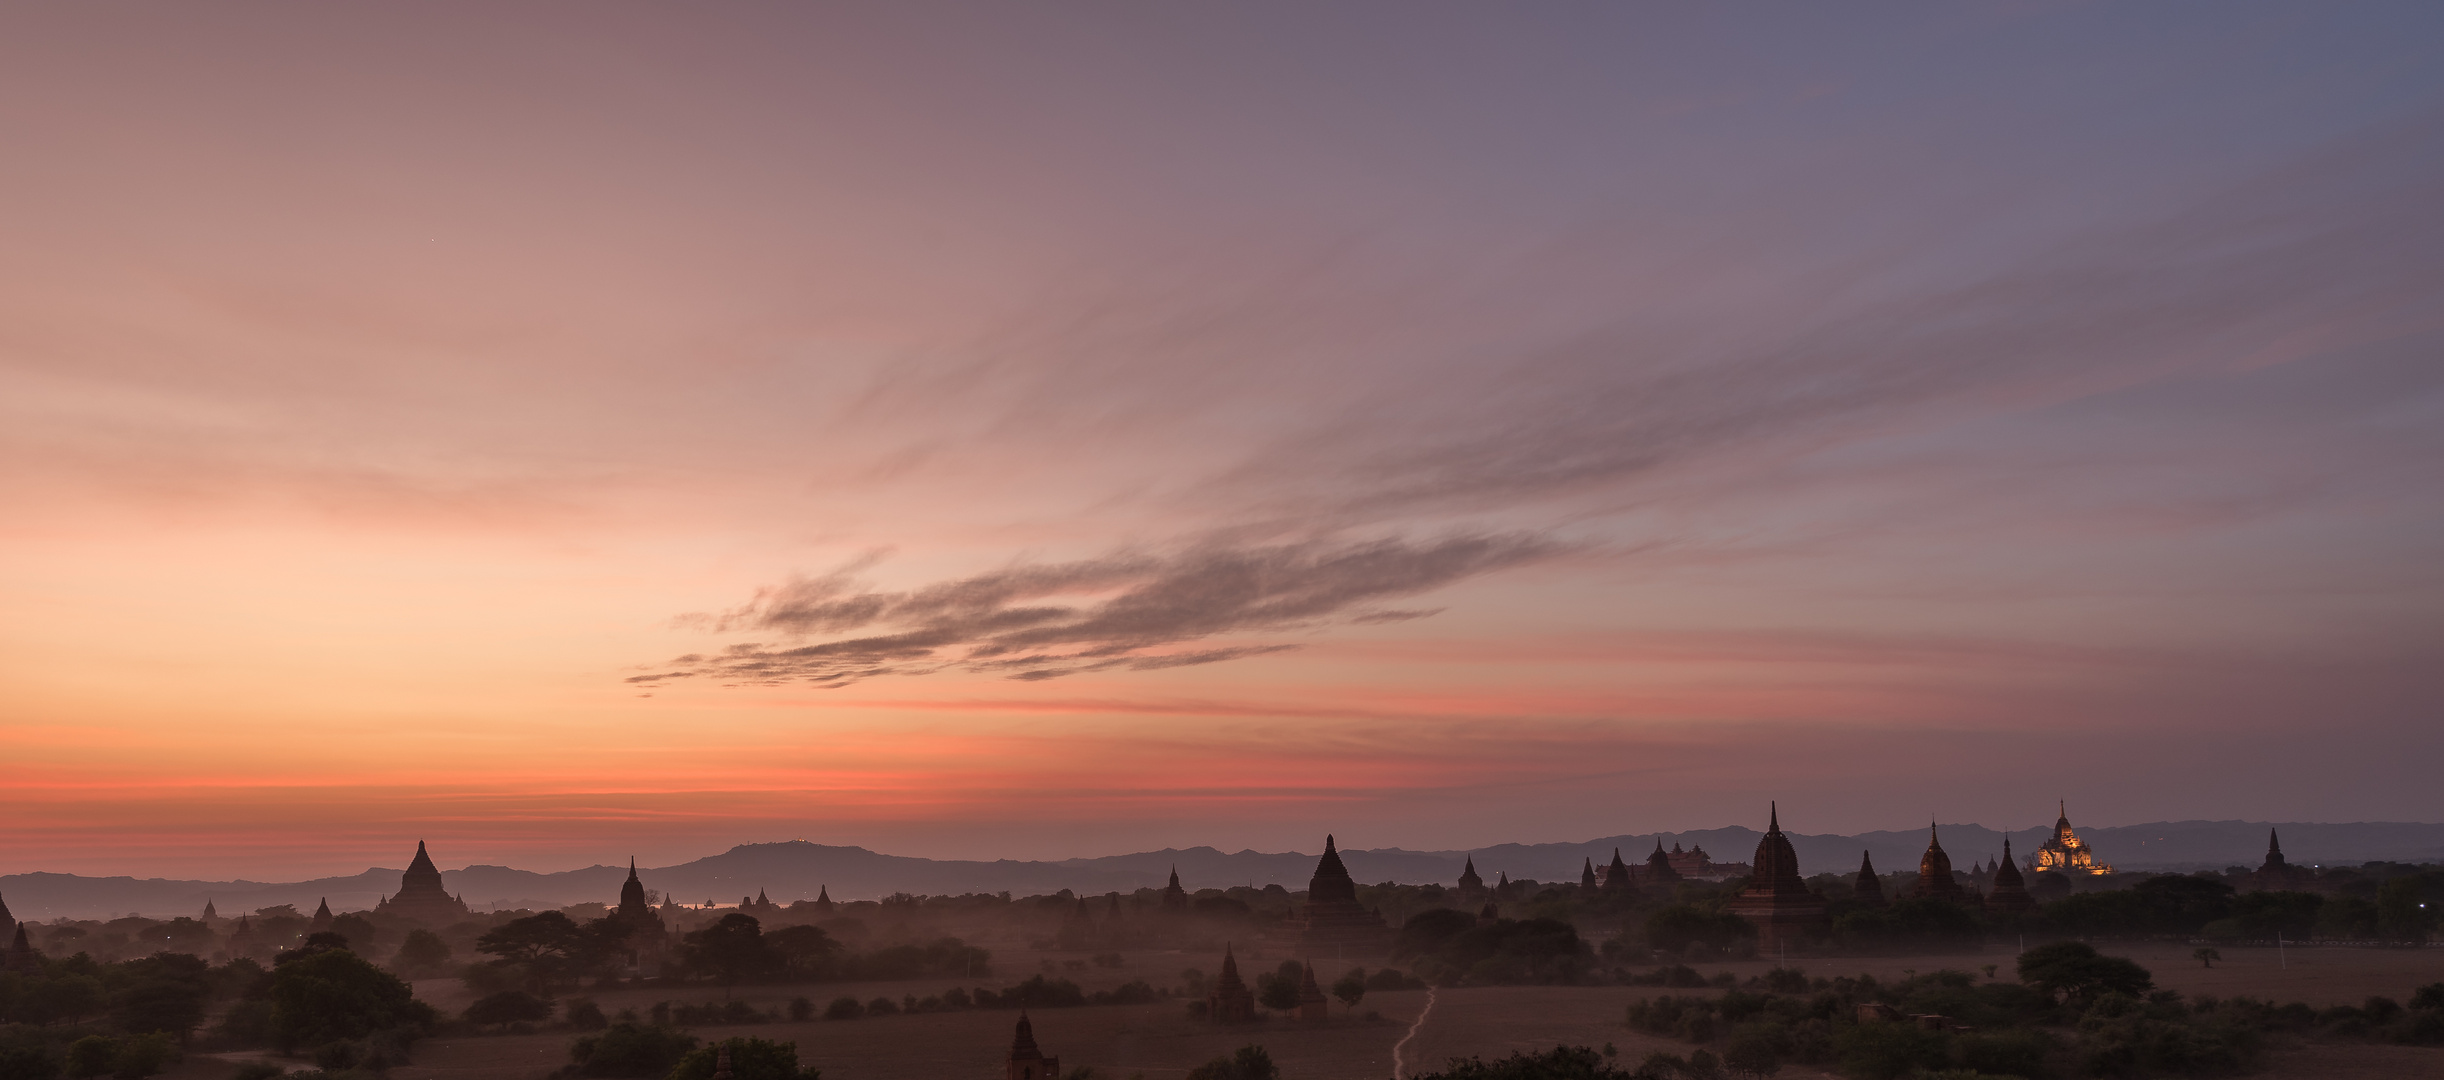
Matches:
[[1271, 835, 1391, 955], [373, 841, 470, 924]]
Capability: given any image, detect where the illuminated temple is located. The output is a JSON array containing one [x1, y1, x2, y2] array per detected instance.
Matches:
[[2029, 802, 2114, 876]]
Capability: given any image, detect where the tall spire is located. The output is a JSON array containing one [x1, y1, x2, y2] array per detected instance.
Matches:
[[1769, 801, 1780, 834], [2268, 828, 2282, 856]]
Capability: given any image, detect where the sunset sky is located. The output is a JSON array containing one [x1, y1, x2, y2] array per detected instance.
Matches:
[[5, 3, 2441, 881]]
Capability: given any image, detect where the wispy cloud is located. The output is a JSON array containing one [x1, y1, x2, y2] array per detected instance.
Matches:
[[633, 533, 1564, 686]]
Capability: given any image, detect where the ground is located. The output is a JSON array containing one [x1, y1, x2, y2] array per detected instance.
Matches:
[[161, 941, 2443, 1079]]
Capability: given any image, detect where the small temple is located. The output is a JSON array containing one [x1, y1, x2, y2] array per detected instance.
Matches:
[[611, 857, 669, 976], [2252, 829, 2305, 890], [1455, 857, 1486, 902], [1273, 836, 1390, 954], [1206, 944, 1257, 1022], [1913, 822, 1969, 903], [1579, 857, 1598, 890], [1726, 803, 1826, 950], [1852, 851, 1886, 908], [374, 841, 471, 925], [1643, 839, 1681, 884], [2029, 801, 2114, 876], [1296, 960, 1328, 1019], [1160, 867, 1189, 911], [1004, 1013, 1059, 1080], [310, 898, 333, 934], [1601, 848, 1633, 892], [1984, 838, 2036, 915]]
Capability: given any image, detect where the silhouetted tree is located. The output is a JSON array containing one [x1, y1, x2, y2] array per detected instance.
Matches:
[[682, 914, 779, 991], [2015, 941, 2152, 1006]]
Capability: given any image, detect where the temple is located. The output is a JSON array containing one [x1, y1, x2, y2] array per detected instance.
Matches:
[[1455, 857, 1486, 902], [1913, 823, 1969, 903], [310, 898, 333, 935], [1579, 858, 1598, 890], [1161, 867, 1189, 911], [1601, 848, 1633, 892], [812, 886, 834, 914], [2029, 802, 2114, 876], [1004, 1013, 1060, 1080], [0, 891, 13, 940], [1664, 843, 1715, 877], [3, 924, 34, 973], [1852, 851, 1886, 908], [1273, 836, 1390, 954], [1296, 960, 1329, 1019], [1206, 944, 1256, 1021], [374, 841, 471, 925], [1984, 838, 2036, 915], [2251, 829, 2305, 891], [1643, 839, 1681, 885], [611, 858, 670, 977], [1726, 804, 1826, 951]]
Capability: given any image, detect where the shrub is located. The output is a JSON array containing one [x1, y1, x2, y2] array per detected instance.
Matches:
[[666, 1036, 820, 1080], [564, 997, 608, 1031], [1833, 1020, 1948, 1080], [567, 1021, 699, 1077], [2017, 941, 2153, 1006], [1404, 1045, 1638, 1079], [864, 997, 899, 1017], [465, 990, 554, 1030], [823, 997, 863, 1021], [1185, 1044, 1279, 1080], [788, 997, 814, 1022]]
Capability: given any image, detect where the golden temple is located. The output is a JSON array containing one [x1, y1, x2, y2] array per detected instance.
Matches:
[[2028, 801, 2114, 876]]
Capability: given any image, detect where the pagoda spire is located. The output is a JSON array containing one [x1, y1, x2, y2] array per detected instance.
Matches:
[[1770, 800, 1780, 833]]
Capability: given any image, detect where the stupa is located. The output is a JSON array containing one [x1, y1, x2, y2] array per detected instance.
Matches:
[[2251, 829, 2305, 891], [3, 924, 35, 972], [1161, 867, 1189, 911], [1643, 839, 1682, 884], [1297, 960, 1329, 1019], [1725, 803, 1826, 951], [1852, 851, 1887, 908], [1274, 836, 1390, 954], [374, 841, 471, 925], [1913, 823, 1969, 903], [310, 898, 333, 935], [2029, 802, 2114, 876], [1579, 858, 1598, 890], [1601, 848, 1633, 891], [1984, 838, 2036, 915]]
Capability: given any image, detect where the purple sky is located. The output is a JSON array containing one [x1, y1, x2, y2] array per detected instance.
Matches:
[[1, 3, 2439, 878]]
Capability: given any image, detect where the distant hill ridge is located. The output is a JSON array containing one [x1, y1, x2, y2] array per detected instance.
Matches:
[[8, 819, 2439, 921]]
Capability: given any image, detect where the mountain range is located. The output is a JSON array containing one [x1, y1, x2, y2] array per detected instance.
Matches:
[[8, 819, 2440, 921]]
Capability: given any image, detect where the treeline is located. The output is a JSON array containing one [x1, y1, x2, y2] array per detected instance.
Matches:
[[1616, 947, 2444, 1078], [0, 932, 437, 1080], [462, 911, 991, 994]]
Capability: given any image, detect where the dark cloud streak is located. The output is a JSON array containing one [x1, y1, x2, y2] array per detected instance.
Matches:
[[635, 533, 1564, 686]]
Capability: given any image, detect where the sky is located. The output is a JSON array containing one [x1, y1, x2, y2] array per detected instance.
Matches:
[[3, 3, 2441, 881]]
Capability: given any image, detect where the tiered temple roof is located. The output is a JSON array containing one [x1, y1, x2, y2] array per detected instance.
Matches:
[[1579, 858, 1598, 890], [1274, 836, 1390, 954], [1161, 867, 1189, 910], [1726, 803, 1827, 951], [1602, 848, 1633, 891], [376, 841, 471, 925], [2030, 802, 2114, 876], [1456, 857, 1486, 900]]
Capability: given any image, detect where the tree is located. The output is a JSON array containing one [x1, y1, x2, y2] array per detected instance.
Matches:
[[682, 914, 779, 991], [568, 1021, 698, 1078], [1722, 1025, 1782, 1078], [1402, 1046, 1637, 1079], [2015, 941, 2153, 1007], [764, 925, 841, 981], [113, 953, 213, 1043], [392, 929, 453, 977], [2378, 879, 2435, 942], [1330, 968, 1367, 1010], [666, 1036, 822, 1080], [464, 990, 555, 1030], [2192, 947, 2221, 969], [267, 947, 434, 1052], [477, 912, 587, 993], [1185, 1045, 1279, 1080], [1255, 961, 1304, 1013]]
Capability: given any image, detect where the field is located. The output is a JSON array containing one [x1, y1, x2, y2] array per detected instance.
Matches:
[[165, 942, 2444, 1080]]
